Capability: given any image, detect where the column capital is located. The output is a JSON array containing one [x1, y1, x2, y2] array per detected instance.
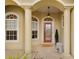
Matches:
[[64, 6, 73, 10], [21, 5, 32, 10]]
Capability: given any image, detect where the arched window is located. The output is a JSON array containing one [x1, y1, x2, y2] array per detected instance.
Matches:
[[5, 12, 18, 40], [32, 17, 38, 39]]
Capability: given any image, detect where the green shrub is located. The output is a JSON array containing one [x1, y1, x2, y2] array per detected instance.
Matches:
[[6, 55, 13, 59], [22, 54, 27, 59], [6, 53, 27, 59], [15, 53, 19, 59]]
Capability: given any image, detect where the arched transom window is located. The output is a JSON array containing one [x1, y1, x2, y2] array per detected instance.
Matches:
[[5, 12, 18, 40], [44, 18, 52, 21], [32, 17, 38, 39]]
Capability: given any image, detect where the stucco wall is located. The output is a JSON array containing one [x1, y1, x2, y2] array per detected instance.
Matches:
[[70, 8, 74, 57], [5, 5, 25, 57], [5, 0, 17, 5]]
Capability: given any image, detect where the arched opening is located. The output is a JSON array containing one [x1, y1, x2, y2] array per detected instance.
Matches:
[[32, 0, 63, 46], [32, 0, 64, 12]]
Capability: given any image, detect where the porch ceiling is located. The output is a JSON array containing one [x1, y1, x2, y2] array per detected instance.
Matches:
[[35, 6, 62, 14], [32, 0, 64, 12]]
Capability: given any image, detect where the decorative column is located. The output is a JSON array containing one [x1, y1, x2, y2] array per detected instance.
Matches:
[[24, 7, 32, 59], [64, 7, 71, 56]]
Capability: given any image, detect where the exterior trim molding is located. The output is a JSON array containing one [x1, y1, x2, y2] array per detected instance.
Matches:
[[12, 0, 73, 9], [12, 0, 40, 6], [56, 0, 74, 7], [12, 0, 21, 5]]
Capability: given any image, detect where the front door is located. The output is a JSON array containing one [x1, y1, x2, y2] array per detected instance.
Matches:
[[44, 22, 52, 43]]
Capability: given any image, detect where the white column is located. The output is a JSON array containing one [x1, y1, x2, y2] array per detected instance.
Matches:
[[64, 7, 71, 55], [25, 7, 32, 58]]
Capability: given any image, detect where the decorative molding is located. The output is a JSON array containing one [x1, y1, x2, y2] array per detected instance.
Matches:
[[31, 0, 40, 6], [56, 0, 74, 7], [12, 0, 21, 5], [56, 0, 65, 5], [12, 0, 41, 7], [64, 4, 74, 7]]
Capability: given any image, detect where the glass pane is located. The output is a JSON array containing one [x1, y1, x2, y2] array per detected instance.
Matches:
[[14, 31, 17, 35], [6, 20, 17, 30], [6, 31, 17, 40], [35, 35, 37, 38], [6, 36, 9, 40], [34, 31, 37, 34], [6, 31, 9, 35], [32, 31, 37, 39], [32, 35, 34, 38], [14, 36, 17, 40], [6, 14, 17, 19], [10, 36, 13, 40], [32, 22, 37, 30], [32, 31, 34, 34], [44, 23, 52, 42], [10, 31, 13, 35]]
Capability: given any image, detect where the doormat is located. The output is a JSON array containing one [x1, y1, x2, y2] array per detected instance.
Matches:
[[41, 44, 53, 47]]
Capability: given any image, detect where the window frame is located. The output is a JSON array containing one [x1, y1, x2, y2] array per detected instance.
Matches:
[[5, 12, 19, 42], [32, 16, 39, 40]]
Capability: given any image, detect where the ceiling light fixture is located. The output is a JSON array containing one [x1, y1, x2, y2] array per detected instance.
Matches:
[[47, 6, 50, 16]]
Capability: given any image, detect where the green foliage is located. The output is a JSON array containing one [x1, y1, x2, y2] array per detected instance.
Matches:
[[6, 55, 13, 59], [22, 54, 27, 59], [15, 53, 19, 59], [6, 53, 27, 59]]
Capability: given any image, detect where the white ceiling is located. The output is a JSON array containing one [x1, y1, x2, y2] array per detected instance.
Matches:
[[36, 6, 62, 13]]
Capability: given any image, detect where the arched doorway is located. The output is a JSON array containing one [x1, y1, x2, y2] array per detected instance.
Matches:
[[42, 16, 55, 45]]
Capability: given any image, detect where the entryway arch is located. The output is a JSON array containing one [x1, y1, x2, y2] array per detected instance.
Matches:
[[41, 16, 55, 45], [32, 0, 64, 12]]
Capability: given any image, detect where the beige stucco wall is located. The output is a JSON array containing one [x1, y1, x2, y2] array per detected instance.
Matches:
[[5, 5, 25, 57], [5, 0, 17, 5], [70, 8, 74, 57]]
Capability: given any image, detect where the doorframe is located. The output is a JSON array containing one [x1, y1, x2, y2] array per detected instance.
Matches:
[[41, 16, 55, 45]]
